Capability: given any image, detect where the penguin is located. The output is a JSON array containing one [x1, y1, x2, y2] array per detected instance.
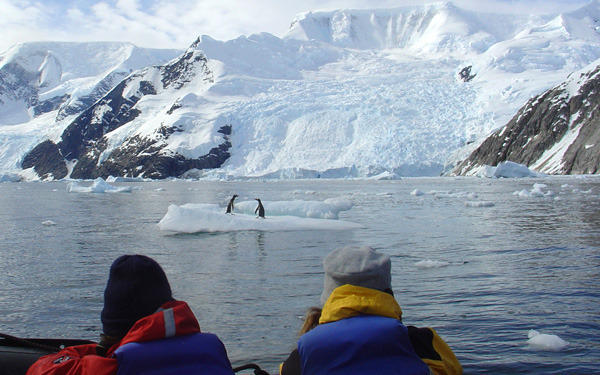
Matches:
[[226, 194, 238, 214], [255, 198, 265, 218]]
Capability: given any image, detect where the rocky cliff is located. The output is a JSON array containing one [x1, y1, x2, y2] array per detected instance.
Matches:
[[453, 62, 600, 175], [22, 40, 232, 180]]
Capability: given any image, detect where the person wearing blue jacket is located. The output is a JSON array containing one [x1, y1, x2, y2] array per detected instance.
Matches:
[[280, 246, 462, 375], [27, 255, 235, 375]]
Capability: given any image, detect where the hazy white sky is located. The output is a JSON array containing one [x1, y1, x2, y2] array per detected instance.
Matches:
[[0, 0, 591, 52]]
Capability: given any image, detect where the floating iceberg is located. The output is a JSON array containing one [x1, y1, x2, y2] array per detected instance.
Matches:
[[514, 183, 555, 198], [157, 202, 361, 233], [411, 189, 425, 196], [234, 198, 353, 219], [527, 330, 569, 351], [475, 161, 543, 178], [67, 178, 132, 193], [415, 260, 450, 268]]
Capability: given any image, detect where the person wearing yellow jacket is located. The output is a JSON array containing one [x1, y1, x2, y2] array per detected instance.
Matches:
[[280, 246, 462, 375]]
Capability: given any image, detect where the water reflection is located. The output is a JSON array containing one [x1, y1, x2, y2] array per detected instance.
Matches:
[[256, 231, 265, 254], [0, 178, 599, 374]]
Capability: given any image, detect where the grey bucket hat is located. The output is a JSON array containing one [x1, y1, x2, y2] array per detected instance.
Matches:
[[320, 246, 392, 304]]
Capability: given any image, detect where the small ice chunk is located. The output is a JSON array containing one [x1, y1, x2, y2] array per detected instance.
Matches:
[[415, 259, 450, 268], [527, 330, 569, 351], [465, 201, 495, 207], [514, 183, 554, 198], [411, 189, 425, 196], [67, 178, 132, 193], [42, 220, 56, 226]]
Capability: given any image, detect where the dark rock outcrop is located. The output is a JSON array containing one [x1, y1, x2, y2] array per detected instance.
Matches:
[[454, 64, 600, 175], [59, 77, 154, 161], [33, 94, 70, 116], [91, 134, 231, 179], [21, 140, 68, 179], [458, 65, 476, 82], [55, 71, 129, 120], [161, 39, 210, 89], [21, 41, 228, 180]]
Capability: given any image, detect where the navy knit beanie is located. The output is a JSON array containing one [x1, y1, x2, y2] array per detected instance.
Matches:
[[101, 254, 173, 337]]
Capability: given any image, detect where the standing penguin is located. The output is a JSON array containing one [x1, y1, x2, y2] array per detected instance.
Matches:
[[255, 198, 265, 218], [226, 194, 238, 214]]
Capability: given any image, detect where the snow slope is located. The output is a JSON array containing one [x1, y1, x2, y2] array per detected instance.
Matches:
[[2, 1, 600, 179], [192, 1, 600, 178], [0, 42, 181, 171]]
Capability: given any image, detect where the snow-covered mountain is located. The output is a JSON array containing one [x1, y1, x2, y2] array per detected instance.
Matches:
[[453, 59, 600, 175], [3, 1, 600, 180], [22, 40, 229, 179], [0, 42, 181, 175], [0, 42, 180, 124]]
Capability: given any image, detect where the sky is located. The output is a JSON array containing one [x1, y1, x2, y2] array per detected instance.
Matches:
[[0, 0, 592, 52]]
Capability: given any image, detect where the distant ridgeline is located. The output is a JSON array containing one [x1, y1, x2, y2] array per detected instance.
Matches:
[[21, 40, 232, 179], [3, 1, 600, 179], [453, 62, 600, 176]]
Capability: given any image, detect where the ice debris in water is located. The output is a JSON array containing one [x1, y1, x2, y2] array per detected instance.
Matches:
[[571, 188, 593, 194], [67, 178, 132, 193], [42, 220, 56, 226], [411, 189, 425, 196], [428, 190, 477, 199], [415, 259, 450, 268], [106, 176, 146, 182], [527, 330, 569, 351], [465, 201, 495, 207], [514, 183, 554, 198]]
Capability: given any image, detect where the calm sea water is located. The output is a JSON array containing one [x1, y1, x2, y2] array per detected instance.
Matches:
[[0, 177, 599, 374]]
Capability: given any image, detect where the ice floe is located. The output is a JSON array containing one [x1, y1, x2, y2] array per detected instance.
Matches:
[[513, 183, 555, 198], [527, 330, 569, 351], [465, 201, 495, 207], [415, 259, 450, 268], [67, 178, 132, 193], [157, 201, 361, 233]]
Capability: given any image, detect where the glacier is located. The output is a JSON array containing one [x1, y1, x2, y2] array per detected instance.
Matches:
[[2, 1, 600, 179]]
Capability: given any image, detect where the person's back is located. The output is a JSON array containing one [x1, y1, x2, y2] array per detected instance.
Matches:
[[114, 330, 233, 375], [280, 246, 462, 375], [26, 254, 235, 375], [299, 313, 429, 375]]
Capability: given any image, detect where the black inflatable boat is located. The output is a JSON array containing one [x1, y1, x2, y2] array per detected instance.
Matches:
[[0, 333, 94, 375], [1, 332, 269, 374]]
